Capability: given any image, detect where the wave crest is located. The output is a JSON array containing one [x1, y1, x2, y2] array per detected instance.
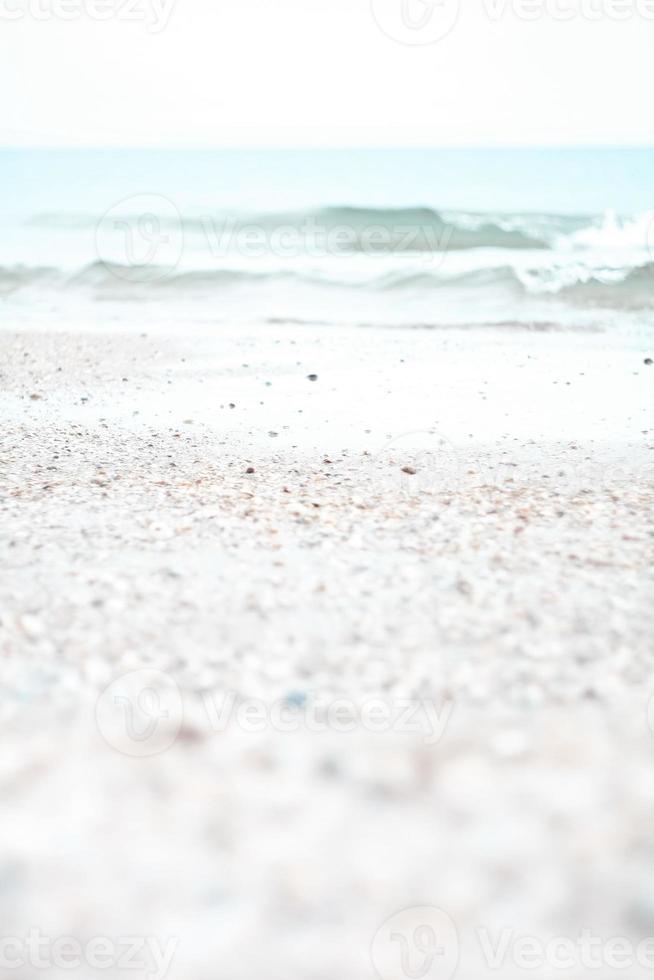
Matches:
[[2, 257, 653, 311]]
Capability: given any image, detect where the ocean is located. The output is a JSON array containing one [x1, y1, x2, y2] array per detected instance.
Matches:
[[1, 147, 653, 330]]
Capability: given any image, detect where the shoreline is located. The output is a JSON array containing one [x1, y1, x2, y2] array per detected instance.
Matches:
[[2, 319, 653, 700]]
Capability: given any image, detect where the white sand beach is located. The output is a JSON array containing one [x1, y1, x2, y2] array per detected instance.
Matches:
[[1, 317, 653, 978], [3, 0, 654, 965]]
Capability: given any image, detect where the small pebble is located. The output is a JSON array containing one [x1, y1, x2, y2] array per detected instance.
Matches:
[[284, 691, 307, 709]]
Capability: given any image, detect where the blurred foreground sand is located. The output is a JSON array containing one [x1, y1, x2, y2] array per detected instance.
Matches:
[[1, 320, 653, 979]]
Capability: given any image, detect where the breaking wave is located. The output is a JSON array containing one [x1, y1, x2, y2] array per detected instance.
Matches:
[[29, 205, 556, 251], [2, 258, 654, 310], [3, 207, 652, 315]]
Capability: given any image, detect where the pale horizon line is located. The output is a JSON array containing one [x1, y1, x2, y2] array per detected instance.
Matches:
[[2, 143, 654, 152]]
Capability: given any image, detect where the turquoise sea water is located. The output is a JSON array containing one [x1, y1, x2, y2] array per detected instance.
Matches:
[[1, 148, 653, 328], [3, 147, 654, 214]]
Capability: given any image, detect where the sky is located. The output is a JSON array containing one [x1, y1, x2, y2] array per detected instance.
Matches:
[[2, 0, 654, 147]]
